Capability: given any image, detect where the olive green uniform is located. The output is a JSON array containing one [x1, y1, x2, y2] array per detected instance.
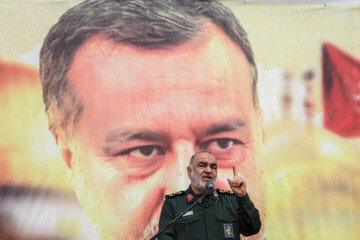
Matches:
[[158, 185, 261, 240]]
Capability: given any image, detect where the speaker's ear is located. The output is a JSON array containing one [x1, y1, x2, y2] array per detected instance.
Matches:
[[187, 165, 192, 179]]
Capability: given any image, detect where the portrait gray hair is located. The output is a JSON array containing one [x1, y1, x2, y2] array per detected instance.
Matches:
[[40, 0, 258, 141]]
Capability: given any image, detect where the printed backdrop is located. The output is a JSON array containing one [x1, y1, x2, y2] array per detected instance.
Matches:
[[1, 1, 360, 240]]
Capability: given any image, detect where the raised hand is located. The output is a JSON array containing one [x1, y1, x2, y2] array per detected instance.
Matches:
[[227, 165, 247, 197]]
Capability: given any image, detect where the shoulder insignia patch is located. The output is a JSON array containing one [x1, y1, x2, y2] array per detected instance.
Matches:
[[165, 190, 185, 198], [217, 189, 234, 195]]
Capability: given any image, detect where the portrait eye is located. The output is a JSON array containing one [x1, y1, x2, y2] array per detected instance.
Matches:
[[122, 145, 165, 158], [135, 146, 157, 157], [111, 145, 167, 179], [199, 138, 244, 168], [200, 138, 241, 151], [216, 139, 234, 149]]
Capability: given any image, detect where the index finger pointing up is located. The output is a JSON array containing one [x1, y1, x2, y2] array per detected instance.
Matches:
[[233, 165, 240, 177]]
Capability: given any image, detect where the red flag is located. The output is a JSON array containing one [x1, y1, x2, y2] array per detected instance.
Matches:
[[322, 42, 360, 137]]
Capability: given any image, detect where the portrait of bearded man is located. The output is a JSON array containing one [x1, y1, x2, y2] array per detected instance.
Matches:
[[39, 0, 265, 239]]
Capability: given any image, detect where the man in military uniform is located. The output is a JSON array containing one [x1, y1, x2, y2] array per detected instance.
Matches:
[[158, 150, 261, 239]]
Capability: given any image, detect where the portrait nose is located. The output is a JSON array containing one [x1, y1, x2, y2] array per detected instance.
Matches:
[[164, 140, 194, 193]]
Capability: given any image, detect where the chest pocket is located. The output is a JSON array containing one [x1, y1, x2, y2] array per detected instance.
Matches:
[[175, 215, 201, 240], [216, 213, 240, 240]]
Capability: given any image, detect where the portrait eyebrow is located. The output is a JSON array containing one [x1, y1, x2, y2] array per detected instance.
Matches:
[[105, 129, 170, 143], [202, 119, 246, 136]]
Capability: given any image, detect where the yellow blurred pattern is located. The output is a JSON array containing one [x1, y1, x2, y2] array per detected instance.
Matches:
[[0, 60, 72, 191], [265, 123, 360, 240]]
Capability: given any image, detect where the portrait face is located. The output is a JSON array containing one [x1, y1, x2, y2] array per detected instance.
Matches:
[[63, 22, 264, 239], [187, 152, 218, 193]]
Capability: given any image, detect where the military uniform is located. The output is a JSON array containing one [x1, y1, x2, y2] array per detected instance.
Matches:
[[158, 185, 261, 240]]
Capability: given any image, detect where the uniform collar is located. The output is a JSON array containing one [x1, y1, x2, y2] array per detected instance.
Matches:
[[185, 185, 220, 204], [185, 185, 202, 204]]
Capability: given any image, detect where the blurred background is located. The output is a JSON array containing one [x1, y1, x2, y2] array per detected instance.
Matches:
[[1, 0, 360, 239]]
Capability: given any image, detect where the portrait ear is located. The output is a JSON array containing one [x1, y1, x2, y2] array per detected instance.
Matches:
[[55, 133, 73, 169], [256, 107, 265, 142], [61, 148, 73, 169], [262, 123, 265, 142]]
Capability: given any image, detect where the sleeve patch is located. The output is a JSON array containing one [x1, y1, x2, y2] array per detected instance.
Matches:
[[217, 189, 234, 195]]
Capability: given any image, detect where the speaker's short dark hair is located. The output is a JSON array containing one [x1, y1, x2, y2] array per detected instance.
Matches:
[[189, 150, 212, 167]]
